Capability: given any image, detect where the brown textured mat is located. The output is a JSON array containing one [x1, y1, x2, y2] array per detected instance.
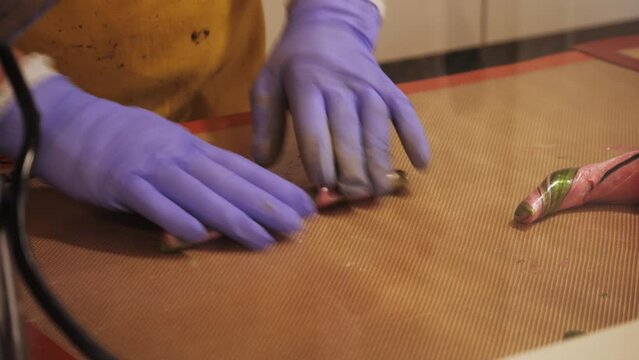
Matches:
[[20, 55, 639, 359]]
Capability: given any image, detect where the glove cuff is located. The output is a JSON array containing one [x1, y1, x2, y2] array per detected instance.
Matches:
[[0, 71, 93, 159], [287, 0, 382, 50]]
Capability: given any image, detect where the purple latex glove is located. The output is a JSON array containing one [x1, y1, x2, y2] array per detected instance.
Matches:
[[0, 75, 316, 249], [251, 0, 430, 200]]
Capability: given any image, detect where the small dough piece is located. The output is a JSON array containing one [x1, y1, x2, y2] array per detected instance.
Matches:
[[314, 187, 348, 209], [159, 169, 410, 252], [313, 169, 408, 209], [160, 231, 223, 253]]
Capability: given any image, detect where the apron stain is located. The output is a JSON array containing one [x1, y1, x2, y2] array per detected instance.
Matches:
[[191, 29, 210, 45]]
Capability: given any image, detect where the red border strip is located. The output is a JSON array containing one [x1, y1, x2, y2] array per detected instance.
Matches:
[[574, 35, 639, 72], [183, 51, 591, 135], [397, 51, 590, 94], [27, 322, 77, 360], [183, 111, 252, 135]]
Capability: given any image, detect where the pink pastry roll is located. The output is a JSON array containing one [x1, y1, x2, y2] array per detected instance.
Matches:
[[312, 169, 408, 209], [160, 231, 224, 253], [160, 170, 409, 252], [514, 150, 639, 224]]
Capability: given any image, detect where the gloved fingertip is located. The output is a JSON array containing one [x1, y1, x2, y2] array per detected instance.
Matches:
[[240, 224, 277, 251], [409, 145, 431, 169], [287, 220, 305, 234], [272, 208, 305, 234], [248, 237, 276, 251], [412, 158, 430, 170], [337, 182, 373, 201], [251, 141, 277, 167], [389, 97, 432, 169], [296, 192, 318, 217]]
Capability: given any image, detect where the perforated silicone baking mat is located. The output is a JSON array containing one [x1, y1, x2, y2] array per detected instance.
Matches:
[[21, 52, 639, 359]]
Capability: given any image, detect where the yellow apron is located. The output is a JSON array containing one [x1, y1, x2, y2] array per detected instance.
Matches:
[[15, 0, 265, 122]]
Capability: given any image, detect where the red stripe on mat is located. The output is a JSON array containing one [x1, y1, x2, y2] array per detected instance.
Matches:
[[574, 35, 639, 72], [397, 51, 590, 93], [27, 322, 77, 360], [182, 111, 252, 135], [183, 51, 591, 134]]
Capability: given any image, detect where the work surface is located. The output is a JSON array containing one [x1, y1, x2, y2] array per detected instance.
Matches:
[[21, 52, 639, 359]]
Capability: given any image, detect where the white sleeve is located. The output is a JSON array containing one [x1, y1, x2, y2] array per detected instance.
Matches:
[[367, 0, 385, 16], [0, 53, 58, 116]]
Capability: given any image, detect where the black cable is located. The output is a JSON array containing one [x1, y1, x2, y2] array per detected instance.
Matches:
[[0, 196, 28, 359], [0, 45, 116, 360]]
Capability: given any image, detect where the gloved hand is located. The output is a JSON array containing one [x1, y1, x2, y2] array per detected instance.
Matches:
[[0, 75, 316, 250], [251, 0, 430, 200]]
